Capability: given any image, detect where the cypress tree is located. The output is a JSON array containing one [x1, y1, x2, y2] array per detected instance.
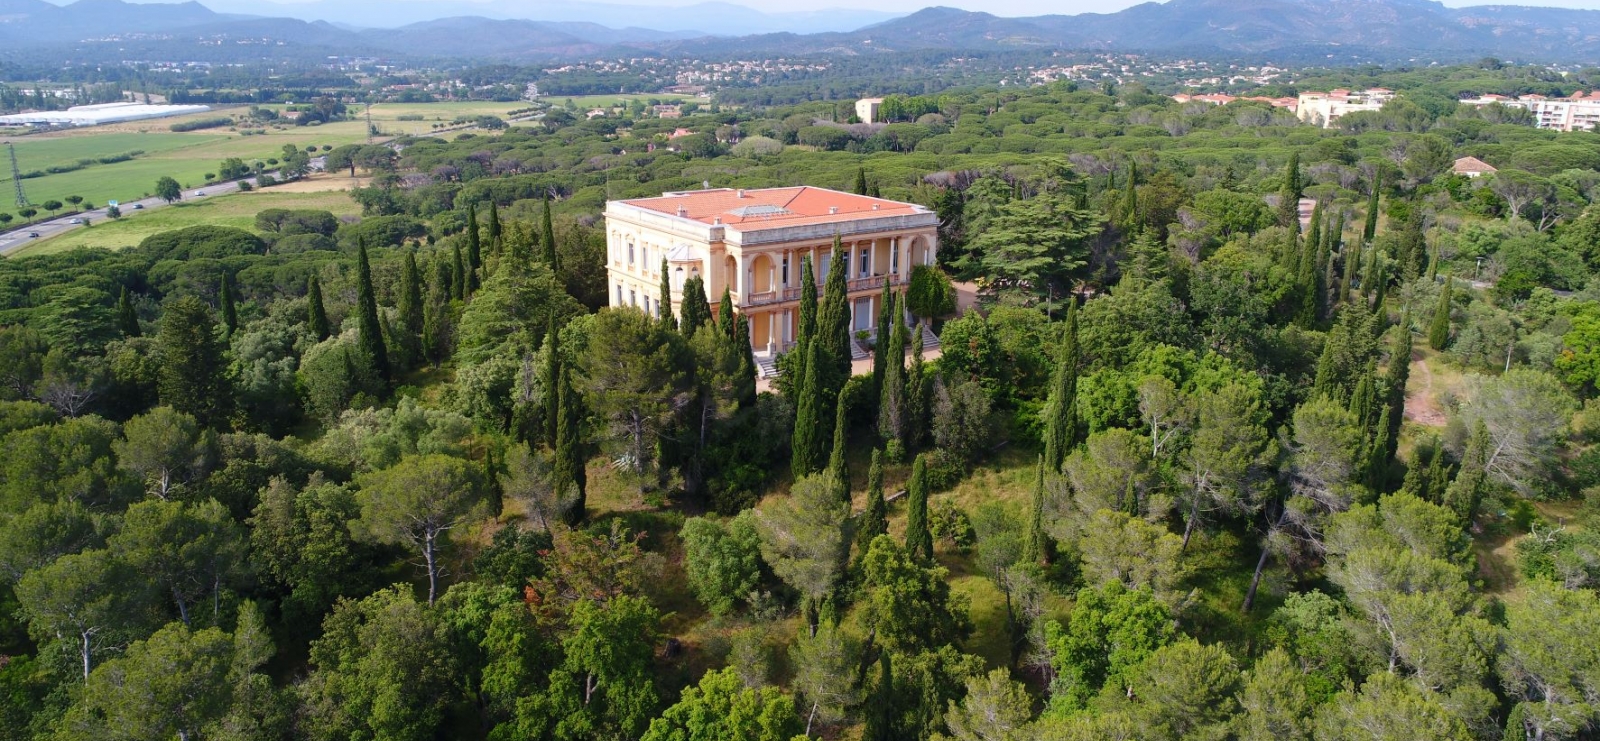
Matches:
[[1283, 214, 1302, 275], [554, 366, 587, 525], [356, 241, 390, 387], [1364, 404, 1393, 493], [873, 283, 892, 398], [798, 255, 819, 340], [487, 201, 502, 249], [1318, 216, 1335, 316], [817, 237, 852, 395], [1342, 237, 1362, 301], [1376, 320, 1409, 470], [431, 252, 451, 301], [1305, 200, 1323, 256], [905, 326, 930, 452], [1361, 238, 1380, 300], [680, 275, 710, 338], [451, 242, 466, 301], [734, 313, 757, 407], [219, 273, 237, 336], [791, 255, 819, 387], [1363, 173, 1381, 243], [398, 250, 424, 338], [1370, 261, 1391, 322], [1295, 226, 1319, 328], [156, 296, 231, 427], [422, 279, 445, 368], [905, 453, 933, 562], [543, 316, 561, 446], [1042, 300, 1080, 471], [1276, 151, 1302, 229], [1348, 366, 1376, 433], [307, 274, 329, 341], [465, 203, 482, 290], [858, 449, 888, 547], [1120, 161, 1139, 230], [1426, 443, 1451, 503], [862, 651, 895, 741], [718, 285, 736, 339], [855, 166, 869, 195], [1400, 445, 1429, 500], [1397, 206, 1427, 282], [1429, 277, 1453, 351], [878, 292, 907, 447], [1443, 420, 1490, 523], [540, 194, 558, 268], [1021, 455, 1050, 565], [791, 339, 826, 477], [117, 286, 140, 337], [828, 390, 850, 499], [659, 257, 677, 331]]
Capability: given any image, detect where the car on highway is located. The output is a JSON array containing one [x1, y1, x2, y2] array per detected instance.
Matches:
[[27, 232, 39, 238], [69, 218, 83, 224], [132, 204, 144, 210], [194, 191, 206, 197]]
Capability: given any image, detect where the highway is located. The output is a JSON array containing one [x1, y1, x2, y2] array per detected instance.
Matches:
[[0, 157, 323, 258]]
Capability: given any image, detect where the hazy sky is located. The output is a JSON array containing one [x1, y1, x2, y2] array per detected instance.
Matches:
[[82, 0, 1600, 17]]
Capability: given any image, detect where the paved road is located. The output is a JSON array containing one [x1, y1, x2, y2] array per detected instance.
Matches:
[[0, 157, 323, 257]]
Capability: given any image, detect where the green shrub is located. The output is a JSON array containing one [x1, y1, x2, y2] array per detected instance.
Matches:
[[907, 264, 957, 320]]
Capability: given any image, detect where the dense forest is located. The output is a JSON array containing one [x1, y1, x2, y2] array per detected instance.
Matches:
[[4, 71, 1600, 741]]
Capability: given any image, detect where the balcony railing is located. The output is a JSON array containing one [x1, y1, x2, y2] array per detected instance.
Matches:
[[745, 290, 781, 307], [738, 275, 897, 308], [848, 275, 886, 292]]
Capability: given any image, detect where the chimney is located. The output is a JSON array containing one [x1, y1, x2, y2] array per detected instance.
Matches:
[[676, 205, 688, 218], [736, 189, 745, 198], [871, 203, 879, 210], [829, 206, 839, 214], [713, 216, 722, 225]]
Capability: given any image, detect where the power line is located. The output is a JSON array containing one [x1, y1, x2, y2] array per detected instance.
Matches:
[[4, 142, 28, 209]]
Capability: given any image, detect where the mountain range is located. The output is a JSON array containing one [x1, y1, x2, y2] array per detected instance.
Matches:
[[7, 0, 1600, 62]]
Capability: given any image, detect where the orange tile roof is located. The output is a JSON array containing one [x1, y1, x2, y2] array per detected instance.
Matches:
[[619, 187, 927, 230], [1452, 156, 1498, 174]]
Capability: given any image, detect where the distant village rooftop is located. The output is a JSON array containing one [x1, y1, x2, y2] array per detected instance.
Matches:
[[615, 186, 932, 231]]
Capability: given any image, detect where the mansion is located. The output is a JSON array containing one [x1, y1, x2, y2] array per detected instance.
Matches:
[[603, 186, 940, 356]]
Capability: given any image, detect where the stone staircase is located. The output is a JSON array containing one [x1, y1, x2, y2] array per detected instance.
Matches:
[[754, 353, 780, 379], [919, 322, 940, 351], [850, 335, 871, 362]]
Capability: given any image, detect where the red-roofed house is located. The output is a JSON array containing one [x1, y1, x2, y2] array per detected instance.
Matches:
[[1452, 156, 1498, 178], [605, 186, 940, 359]]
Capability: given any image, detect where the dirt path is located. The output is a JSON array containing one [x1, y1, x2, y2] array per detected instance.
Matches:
[[1404, 350, 1448, 427]]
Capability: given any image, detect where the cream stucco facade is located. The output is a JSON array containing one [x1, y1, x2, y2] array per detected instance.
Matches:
[[603, 186, 939, 356]]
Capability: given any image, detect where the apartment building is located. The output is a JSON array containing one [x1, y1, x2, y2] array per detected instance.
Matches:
[[1295, 88, 1396, 128]]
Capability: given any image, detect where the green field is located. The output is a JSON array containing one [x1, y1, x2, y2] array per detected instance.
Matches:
[[8, 189, 361, 257], [0, 101, 542, 221]]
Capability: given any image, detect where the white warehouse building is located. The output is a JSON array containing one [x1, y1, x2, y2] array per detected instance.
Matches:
[[0, 102, 213, 127]]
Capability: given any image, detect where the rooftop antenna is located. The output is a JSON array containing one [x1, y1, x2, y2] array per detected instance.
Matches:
[[4, 142, 28, 209]]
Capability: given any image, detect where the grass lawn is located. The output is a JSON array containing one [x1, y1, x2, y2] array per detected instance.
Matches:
[[8, 189, 360, 256], [0, 101, 540, 216]]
